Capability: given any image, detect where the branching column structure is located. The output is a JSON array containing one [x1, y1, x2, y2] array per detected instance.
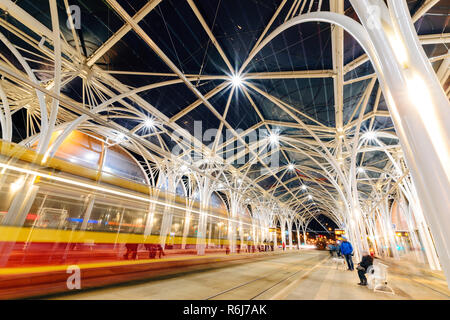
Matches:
[[193, 172, 213, 256], [370, 135, 441, 269], [294, 219, 301, 248], [255, 204, 273, 248], [225, 179, 244, 253], [157, 162, 183, 249], [350, 0, 450, 286], [286, 212, 295, 250], [244, 0, 450, 286], [181, 175, 196, 250], [399, 176, 441, 270]]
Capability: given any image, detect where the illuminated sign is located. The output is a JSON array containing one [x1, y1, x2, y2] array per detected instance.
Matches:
[[335, 229, 345, 235]]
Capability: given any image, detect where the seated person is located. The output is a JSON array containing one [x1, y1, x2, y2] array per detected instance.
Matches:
[[356, 251, 373, 286]]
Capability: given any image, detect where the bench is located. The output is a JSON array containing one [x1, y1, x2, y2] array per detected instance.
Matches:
[[366, 262, 395, 294]]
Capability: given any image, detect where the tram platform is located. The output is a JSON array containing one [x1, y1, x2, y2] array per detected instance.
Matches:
[[0, 249, 285, 299], [49, 250, 450, 300], [282, 255, 450, 300]]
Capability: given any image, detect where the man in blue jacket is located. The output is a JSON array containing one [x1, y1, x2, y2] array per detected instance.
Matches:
[[339, 237, 354, 270]]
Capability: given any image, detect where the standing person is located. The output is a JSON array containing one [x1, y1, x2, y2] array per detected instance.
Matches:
[[156, 244, 165, 259], [282, 241, 286, 251], [356, 251, 373, 286], [124, 243, 138, 260], [145, 243, 157, 259], [327, 243, 336, 257], [339, 237, 354, 270], [336, 241, 341, 257]]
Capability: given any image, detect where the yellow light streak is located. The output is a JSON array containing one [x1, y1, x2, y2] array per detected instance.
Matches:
[[0, 162, 268, 231]]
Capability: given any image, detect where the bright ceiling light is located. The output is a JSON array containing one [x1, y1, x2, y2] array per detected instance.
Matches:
[[144, 117, 155, 129], [269, 132, 279, 145], [357, 167, 365, 173], [115, 133, 125, 142], [301, 185, 307, 190], [362, 131, 377, 140], [288, 163, 295, 171], [307, 195, 313, 200], [180, 164, 188, 173], [231, 74, 242, 87]]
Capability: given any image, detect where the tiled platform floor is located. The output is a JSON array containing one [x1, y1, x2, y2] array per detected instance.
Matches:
[[282, 257, 450, 300]]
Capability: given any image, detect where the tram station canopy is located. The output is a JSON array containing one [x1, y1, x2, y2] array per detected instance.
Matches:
[[0, 0, 449, 274]]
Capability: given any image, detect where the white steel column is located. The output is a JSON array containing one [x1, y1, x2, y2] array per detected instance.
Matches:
[[350, 0, 450, 287]]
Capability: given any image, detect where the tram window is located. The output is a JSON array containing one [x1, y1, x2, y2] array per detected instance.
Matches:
[[122, 209, 146, 234], [188, 218, 200, 237], [0, 174, 18, 216], [149, 214, 162, 236], [171, 215, 184, 237], [103, 148, 146, 184], [26, 193, 86, 230], [89, 203, 121, 232]]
